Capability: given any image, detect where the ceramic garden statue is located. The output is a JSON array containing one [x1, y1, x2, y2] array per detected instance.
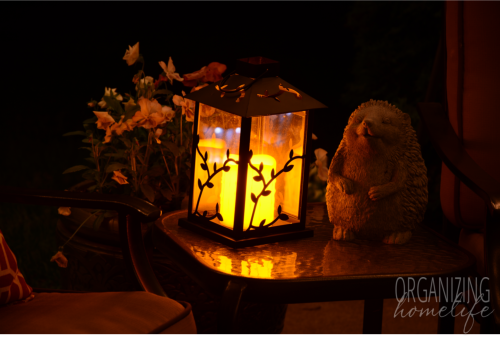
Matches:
[[326, 100, 428, 245]]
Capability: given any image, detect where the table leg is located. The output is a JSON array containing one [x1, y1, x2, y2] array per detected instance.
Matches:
[[437, 298, 455, 334], [218, 280, 247, 334], [363, 298, 384, 334]]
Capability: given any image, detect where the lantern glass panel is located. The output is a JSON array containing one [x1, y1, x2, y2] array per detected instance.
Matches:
[[245, 111, 306, 230], [192, 104, 241, 225]]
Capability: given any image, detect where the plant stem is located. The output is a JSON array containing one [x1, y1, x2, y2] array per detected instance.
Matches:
[[61, 210, 100, 249]]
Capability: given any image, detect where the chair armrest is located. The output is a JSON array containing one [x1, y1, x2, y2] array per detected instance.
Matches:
[[417, 102, 500, 331], [0, 186, 160, 222], [0, 186, 166, 298]]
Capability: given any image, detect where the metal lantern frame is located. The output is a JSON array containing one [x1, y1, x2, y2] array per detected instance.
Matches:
[[178, 57, 327, 248]]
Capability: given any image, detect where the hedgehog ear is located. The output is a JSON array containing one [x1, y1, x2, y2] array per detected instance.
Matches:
[[402, 113, 411, 124]]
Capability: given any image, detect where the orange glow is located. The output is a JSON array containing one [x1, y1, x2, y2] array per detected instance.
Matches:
[[193, 136, 226, 213], [220, 154, 276, 230], [284, 147, 303, 217], [241, 259, 273, 278]]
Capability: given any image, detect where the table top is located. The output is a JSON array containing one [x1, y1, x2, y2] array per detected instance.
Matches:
[[156, 203, 475, 282]]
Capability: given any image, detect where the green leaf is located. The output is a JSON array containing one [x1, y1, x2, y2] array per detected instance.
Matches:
[[106, 163, 129, 173], [140, 183, 155, 203], [83, 117, 97, 124], [85, 157, 96, 164], [93, 212, 105, 230], [104, 97, 124, 114], [152, 89, 173, 97], [161, 188, 173, 201], [63, 131, 87, 137], [122, 138, 132, 148], [123, 104, 141, 120], [164, 141, 180, 157], [146, 166, 165, 177], [63, 165, 89, 174]]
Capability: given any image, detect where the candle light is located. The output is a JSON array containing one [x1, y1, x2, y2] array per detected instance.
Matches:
[[194, 135, 226, 213], [220, 154, 276, 230]]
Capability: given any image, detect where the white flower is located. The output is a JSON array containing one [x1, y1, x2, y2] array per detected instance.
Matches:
[[98, 88, 123, 109], [123, 42, 140, 66], [173, 91, 195, 122], [314, 148, 328, 181], [136, 76, 154, 90], [159, 57, 184, 85], [162, 105, 175, 121]]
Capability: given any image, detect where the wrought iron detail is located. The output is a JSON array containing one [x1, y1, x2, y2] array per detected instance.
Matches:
[[194, 140, 238, 221], [257, 83, 303, 102], [247, 148, 305, 230]]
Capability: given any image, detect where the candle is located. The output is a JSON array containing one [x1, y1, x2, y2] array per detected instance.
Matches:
[[283, 147, 303, 218], [194, 135, 226, 213], [220, 154, 276, 230]]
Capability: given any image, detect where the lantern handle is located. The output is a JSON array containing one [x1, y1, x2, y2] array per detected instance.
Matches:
[[216, 69, 269, 93]]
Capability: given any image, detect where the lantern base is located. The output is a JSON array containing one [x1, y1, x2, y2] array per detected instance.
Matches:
[[178, 218, 313, 248]]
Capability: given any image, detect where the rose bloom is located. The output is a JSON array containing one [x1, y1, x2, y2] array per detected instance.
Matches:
[[123, 42, 140, 66], [182, 62, 226, 87], [94, 111, 115, 130], [112, 170, 129, 185], [133, 98, 167, 129]]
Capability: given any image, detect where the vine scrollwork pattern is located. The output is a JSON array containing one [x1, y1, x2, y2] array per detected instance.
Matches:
[[194, 136, 305, 231]]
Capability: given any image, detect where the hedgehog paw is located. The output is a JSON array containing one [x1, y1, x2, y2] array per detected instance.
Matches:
[[332, 227, 355, 241], [383, 231, 412, 245]]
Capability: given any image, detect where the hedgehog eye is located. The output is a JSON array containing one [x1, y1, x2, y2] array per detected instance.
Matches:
[[383, 118, 391, 124]]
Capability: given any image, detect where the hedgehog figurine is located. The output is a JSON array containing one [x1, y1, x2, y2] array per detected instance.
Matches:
[[326, 100, 428, 245]]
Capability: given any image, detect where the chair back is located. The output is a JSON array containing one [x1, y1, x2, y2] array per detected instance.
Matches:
[[441, 1, 500, 230]]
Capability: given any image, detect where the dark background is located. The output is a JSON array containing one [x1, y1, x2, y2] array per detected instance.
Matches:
[[0, 2, 444, 288]]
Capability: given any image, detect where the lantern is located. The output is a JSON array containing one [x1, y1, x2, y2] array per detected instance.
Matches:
[[179, 57, 327, 248]]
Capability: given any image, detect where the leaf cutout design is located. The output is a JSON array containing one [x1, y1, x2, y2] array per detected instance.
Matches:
[[289, 149, 294, 159], [259, 162, 264, 172], [249, 150, 253, 160], [223, 166, 230, 172], [203, 211, 208, 217], [259, 219, 266, 227], [262, 190, 272, 196], [198, 179, 202, 190], [200, 163, 208, 171], [283, 165, 294, 172], [216, 213, 223, 221], [226, 149, 230, 159], [253, 176, 262, 182], [271, 168, 275, 178], [216, 202, 219, 213], [278, 205, 282, 214], [279, 214, 289, 221], [204, 151, 208, 162], [207, 182, 214, 189], [213, 162, 217, 172], [251, 193, 257, 203]]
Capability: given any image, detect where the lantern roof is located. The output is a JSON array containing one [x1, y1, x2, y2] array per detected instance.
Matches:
[[185, 72, 327, 118]]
